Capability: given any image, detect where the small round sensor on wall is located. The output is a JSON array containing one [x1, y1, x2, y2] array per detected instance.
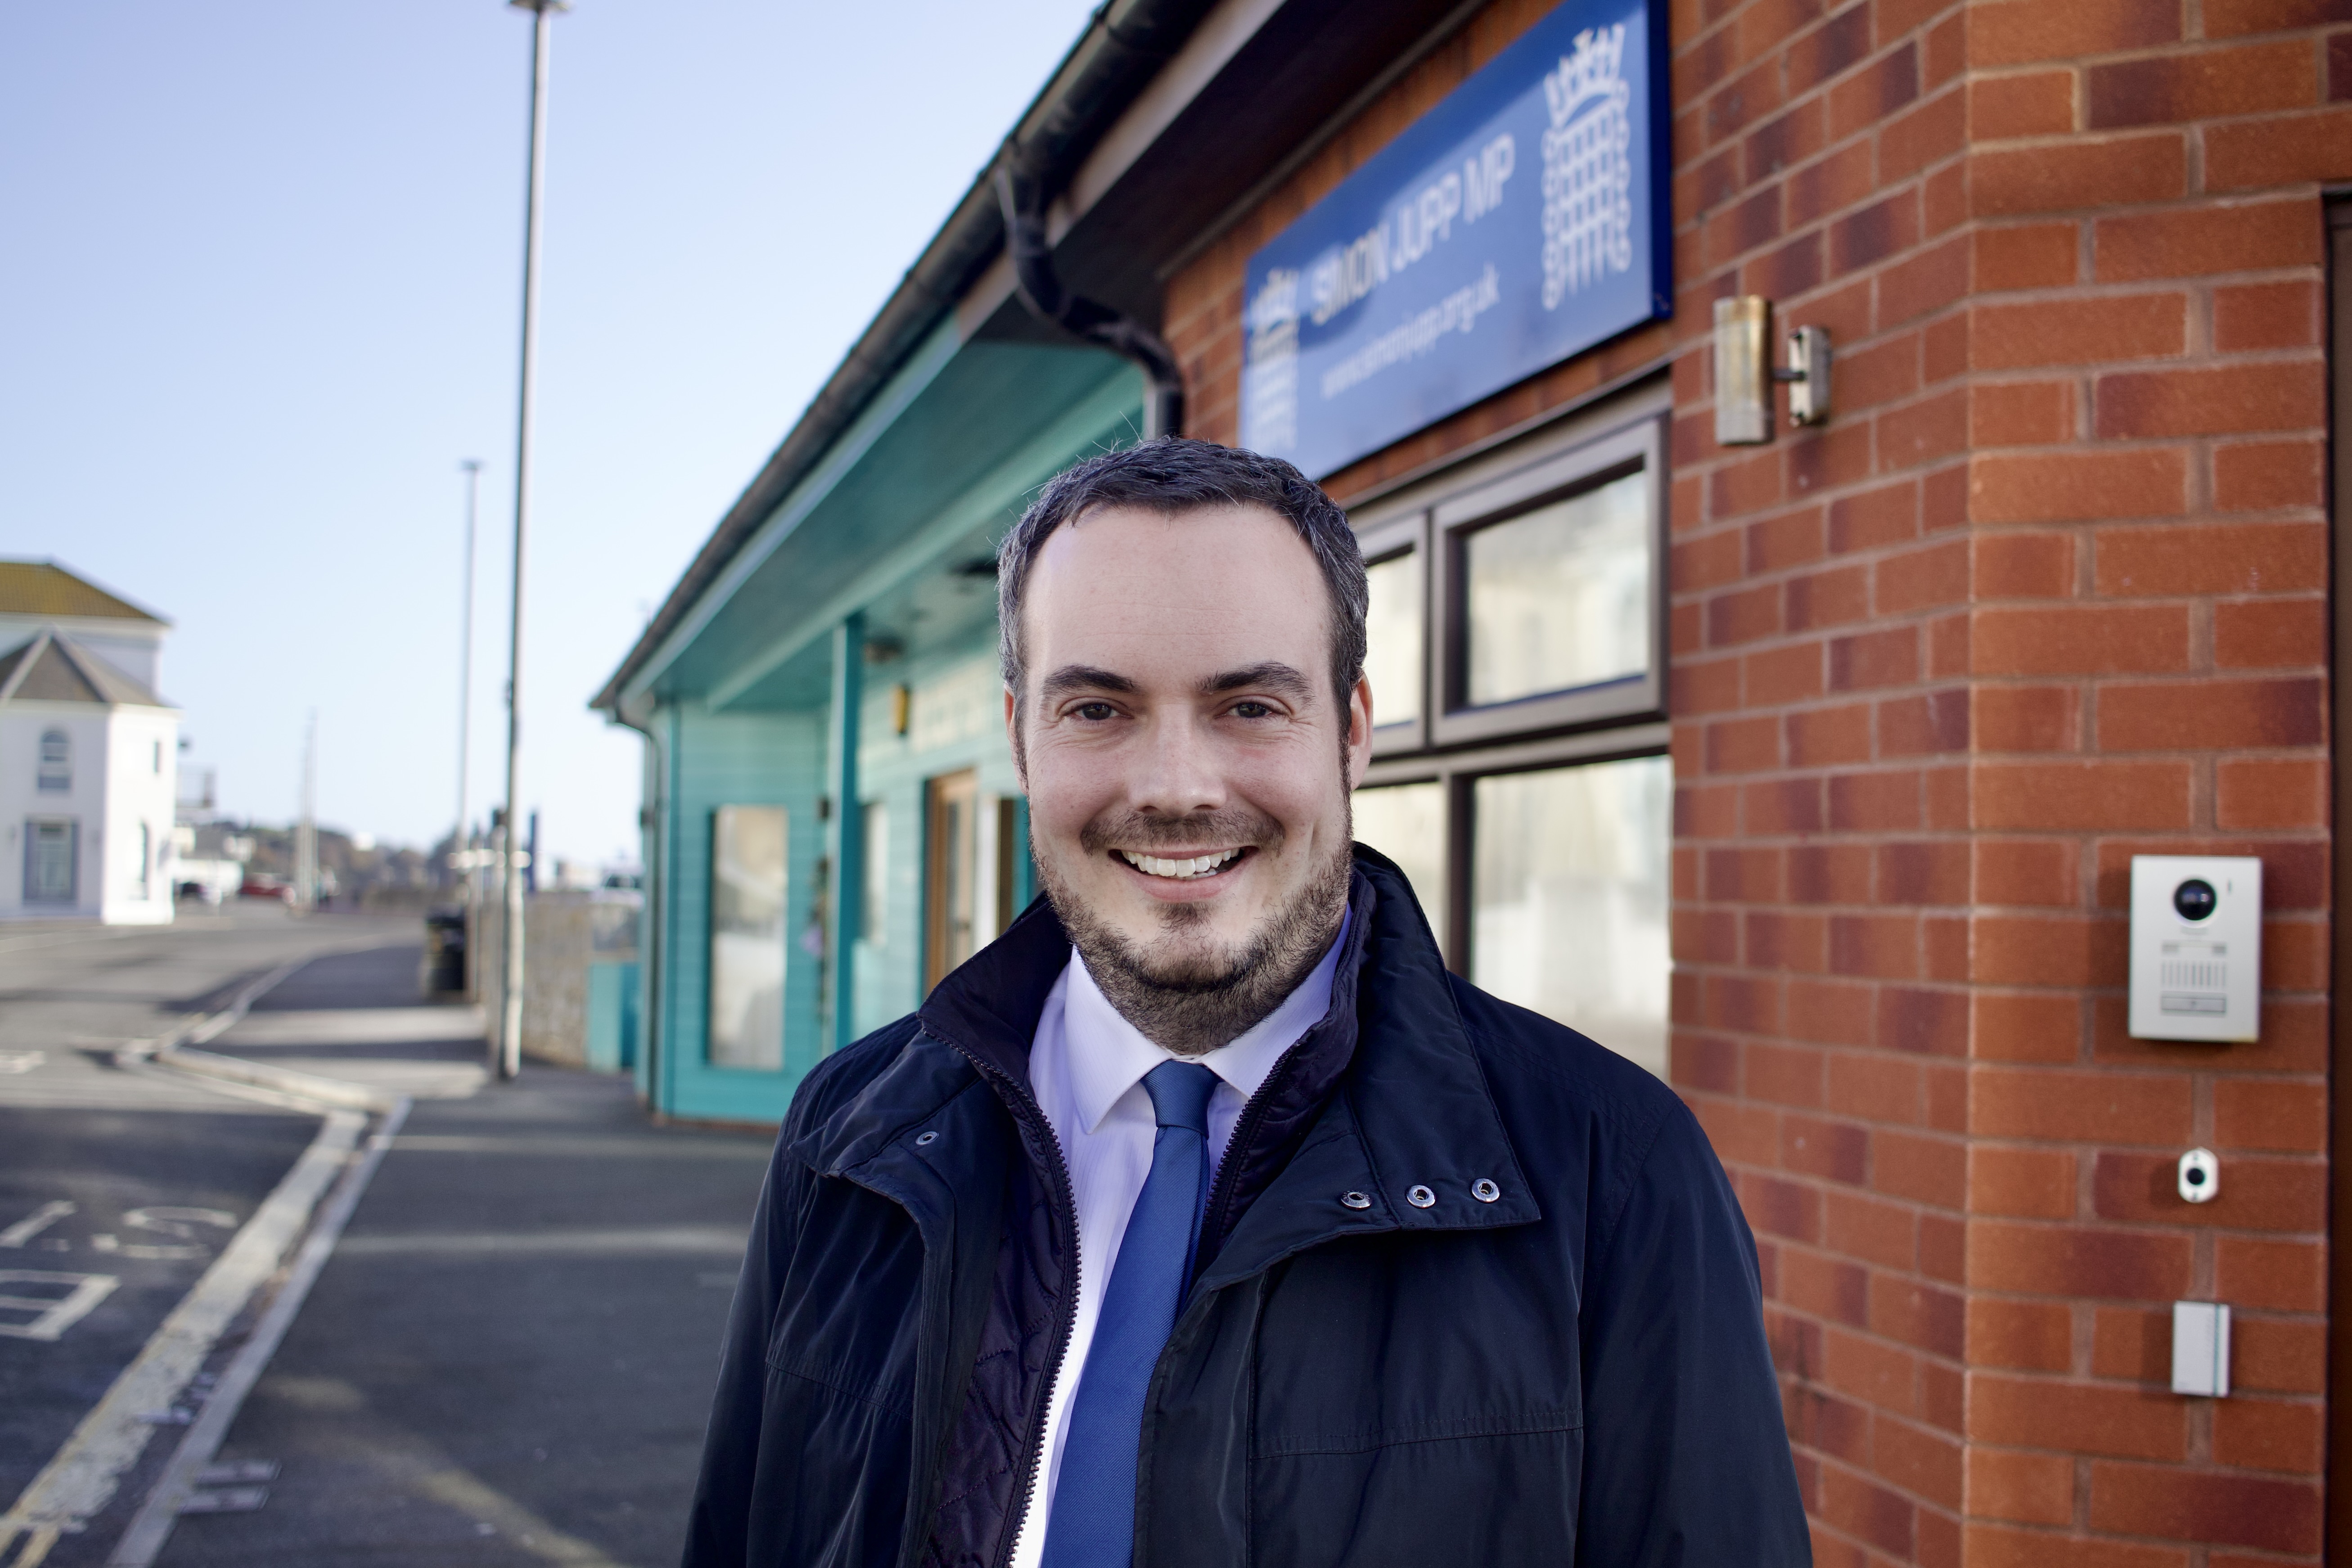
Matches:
[[2178, 1147, 2219, 1205], [2173, 879, 2218, 922]]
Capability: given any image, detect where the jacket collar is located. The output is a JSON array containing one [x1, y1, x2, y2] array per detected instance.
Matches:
[[1192, 848, 1539, 1292], [793, 848, 1537, 1257]]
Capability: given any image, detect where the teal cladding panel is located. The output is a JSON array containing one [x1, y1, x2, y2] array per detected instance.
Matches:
[[624, 334, 1140, 1121], [586, 961, 640, 1072], [850, 635, 1033, 1037], [653, 704, 825, 1123]]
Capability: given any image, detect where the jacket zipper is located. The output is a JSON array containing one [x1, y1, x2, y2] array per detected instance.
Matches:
[[930, 1037, 1083, 1568], [946, 1025, 1305, 1563], [1196, 1035, 1306, 1266]]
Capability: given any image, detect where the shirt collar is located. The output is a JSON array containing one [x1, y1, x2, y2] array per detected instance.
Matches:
[[1061, 908, 1352, 1137]]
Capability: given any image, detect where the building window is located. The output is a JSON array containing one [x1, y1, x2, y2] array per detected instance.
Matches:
[[137, 822, 152, 897], [926, 770, 978, 990], [708, 805, 788, 1070], [1351, 779, 1446, 953], [1460, 467, 1650, 709], [1469, 756, 1670, 1073], [37, 730, 68, 792], [924, 771, 1019, 991], [24, 820, 76, 905], [1362, 541, 1423, 737], [1351, 393, 1672, 1075]]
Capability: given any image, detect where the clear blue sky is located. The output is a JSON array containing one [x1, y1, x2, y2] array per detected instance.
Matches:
[[1, 0, 1097, 871]]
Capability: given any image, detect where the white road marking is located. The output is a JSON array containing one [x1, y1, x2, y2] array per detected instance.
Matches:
[[0, 1203, 75, 1249], [0, 1052, 45, 1075], [91, 1238, 206, 1262], [413, 1469, 628, 1566], [0, 1109, 364, 1556], [108, 1100, 412, 1568], [124, 1208, 236, 1237], [0, 1273, 119, 1341]]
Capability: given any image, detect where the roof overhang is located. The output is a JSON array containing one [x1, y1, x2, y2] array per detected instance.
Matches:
[[593, 0, 1478, 720]]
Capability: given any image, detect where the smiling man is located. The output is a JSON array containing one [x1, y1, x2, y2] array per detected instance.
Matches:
[[684, 440, 1809, 1568]]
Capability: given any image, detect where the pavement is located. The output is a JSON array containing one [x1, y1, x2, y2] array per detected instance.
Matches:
[[0, 911, 775, 1568]]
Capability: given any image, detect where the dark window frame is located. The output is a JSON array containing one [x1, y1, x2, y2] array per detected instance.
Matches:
[[1428, 414, 1668, 749], [1347, 382, 1674, 1018]]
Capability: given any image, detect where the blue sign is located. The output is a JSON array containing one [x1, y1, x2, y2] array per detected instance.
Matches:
[[1239, 0, 1669, 480]]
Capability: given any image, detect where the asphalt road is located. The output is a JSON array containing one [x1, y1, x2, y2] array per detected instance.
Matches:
[[0, 912, 775, 1568], [0, 907, 412, 1566], [162, 942, 773, 1567]]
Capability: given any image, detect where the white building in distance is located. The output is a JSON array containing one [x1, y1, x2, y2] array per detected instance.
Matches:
[[0, 562, 178, 924]]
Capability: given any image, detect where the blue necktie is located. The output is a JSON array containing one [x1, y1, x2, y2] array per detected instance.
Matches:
[[1039, 1060, 1218, 1568]]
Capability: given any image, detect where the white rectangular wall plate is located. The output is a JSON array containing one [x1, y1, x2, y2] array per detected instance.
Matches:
[[2128, 855, 2261, 1043], [2172, 1300, 2231, 1397]]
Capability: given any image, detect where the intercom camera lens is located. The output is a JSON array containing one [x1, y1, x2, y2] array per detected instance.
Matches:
[[2174, 879, 2218, 921], [2185, 1166, 2207, 1186]]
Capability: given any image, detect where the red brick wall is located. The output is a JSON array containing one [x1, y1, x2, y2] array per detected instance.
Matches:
[[1167, 1, 2340, 1563]]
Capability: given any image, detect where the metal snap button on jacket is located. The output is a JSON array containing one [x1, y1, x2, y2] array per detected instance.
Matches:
[[1472, 1179, 1500, 1203], [915, 1131, 938, 1146], [1406, 1185, 1436, 1208], [1340, 1191, 1372, 1210]]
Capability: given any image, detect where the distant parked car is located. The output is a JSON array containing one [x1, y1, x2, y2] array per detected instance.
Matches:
[[239, 874, 294, 903]]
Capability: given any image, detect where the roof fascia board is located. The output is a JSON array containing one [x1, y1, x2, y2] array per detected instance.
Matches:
[[1155, 0, 1487, 282], [0, 696, 180, 716], [620, 316, 966, 706], [0, 613, 167, 641], [956, 252, 1021, 339], [596, 0, 1251, 715], [1061, 0, 1287, 228], [705, 360, 1142, 713]]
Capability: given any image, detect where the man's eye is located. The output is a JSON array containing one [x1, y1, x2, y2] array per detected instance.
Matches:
[[1230, 701, 1272, 719], [1073, 702, 1119, 721]]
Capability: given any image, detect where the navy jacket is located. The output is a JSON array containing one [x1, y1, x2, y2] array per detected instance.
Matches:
[[684, 849, 1809, 1568]]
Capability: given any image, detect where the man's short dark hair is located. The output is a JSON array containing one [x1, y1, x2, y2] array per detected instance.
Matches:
[[998, 438, 1369, 719]]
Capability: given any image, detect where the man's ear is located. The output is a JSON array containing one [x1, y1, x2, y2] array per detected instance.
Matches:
[[1345, 674, 1373, 790], [1004, 686, 1027, 790]]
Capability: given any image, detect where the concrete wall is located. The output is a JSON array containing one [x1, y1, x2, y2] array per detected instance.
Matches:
[[474, 889, 642, 1069]]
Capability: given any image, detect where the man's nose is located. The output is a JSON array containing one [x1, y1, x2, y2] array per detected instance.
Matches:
[[1128, 707, 1226, 816]]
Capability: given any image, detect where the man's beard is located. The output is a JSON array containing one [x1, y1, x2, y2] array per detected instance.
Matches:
[[1037, 801, 1352, 1057]]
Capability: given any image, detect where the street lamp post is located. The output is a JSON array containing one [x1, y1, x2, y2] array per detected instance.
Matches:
[[498, 0, 565, 1081], [455, 459, 481, 905]]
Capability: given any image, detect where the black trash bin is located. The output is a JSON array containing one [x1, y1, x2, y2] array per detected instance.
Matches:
[[421, 908, 468, 996]]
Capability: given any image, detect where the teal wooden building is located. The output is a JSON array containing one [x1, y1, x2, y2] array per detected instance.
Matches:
[[592, 328, 1140, 1122], [596, 0, 1680, 1122]]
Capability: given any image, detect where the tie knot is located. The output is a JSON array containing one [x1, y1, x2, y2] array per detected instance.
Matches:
[[1142, 1060, 1217, 1137]]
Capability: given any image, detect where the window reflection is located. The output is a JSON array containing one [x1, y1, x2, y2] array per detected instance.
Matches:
[[1352, 779, 1446, 953], [927, 770, 978, 987], [1471, 756, 1670, 1075], [1463, 468, 1649, 708], [1362, 548, 1421, 728], [710, 804, 788, 1069]]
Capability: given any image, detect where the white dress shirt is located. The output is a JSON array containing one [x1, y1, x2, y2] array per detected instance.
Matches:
[[1008, 917, 1348, 1568]]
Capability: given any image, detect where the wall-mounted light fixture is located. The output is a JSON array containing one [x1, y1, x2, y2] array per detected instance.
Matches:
[[1713, 296, 1832, 446]]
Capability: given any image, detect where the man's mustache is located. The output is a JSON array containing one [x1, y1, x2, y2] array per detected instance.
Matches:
[[1078, 809, 1282, 854]]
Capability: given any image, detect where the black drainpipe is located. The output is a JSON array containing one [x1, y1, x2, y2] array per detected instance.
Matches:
[[993, 162, 1185, 440]]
